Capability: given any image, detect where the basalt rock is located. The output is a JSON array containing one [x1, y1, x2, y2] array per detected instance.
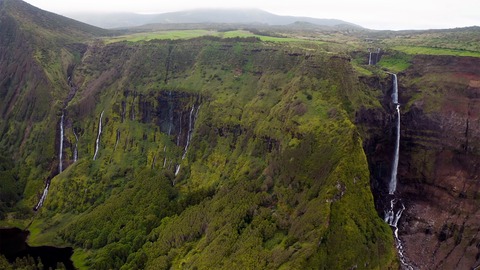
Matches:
[[361, 55, 480, 269]]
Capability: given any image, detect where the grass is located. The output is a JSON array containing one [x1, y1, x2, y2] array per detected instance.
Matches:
[[352, 63, 374, 76], [393, 45, 480, 58], [106, 30, 216, 43], [106, 30, 308, 43], [377, 52, 412, 73], [220, 30, 303, 42]]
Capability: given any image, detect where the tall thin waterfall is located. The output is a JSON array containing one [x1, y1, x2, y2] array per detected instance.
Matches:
[[34, 74, 77, 211], [368, 51, 372, 65], [162, 145, 167, 168], [384, 73, 412, 269], [174, 165, 181, 176], [73, 129, 79, 162], [182, 105, 196, 160], [34, 183, 49, 211], [59, 112, 64, 173], [376, 48, 381, 65], [389, 74, 400, 194], [93, 110, 104, 161], [167, 91, 173, 136], [175, 104, 199, 177]]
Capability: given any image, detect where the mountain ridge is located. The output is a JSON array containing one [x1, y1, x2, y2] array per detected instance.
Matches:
[[1, 0, 109, 39]]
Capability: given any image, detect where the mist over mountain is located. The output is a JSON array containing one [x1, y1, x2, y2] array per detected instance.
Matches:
[[63, 9, 361, 29]]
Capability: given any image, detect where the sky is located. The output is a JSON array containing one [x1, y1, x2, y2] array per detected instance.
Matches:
[[23, 0, 480, 30]]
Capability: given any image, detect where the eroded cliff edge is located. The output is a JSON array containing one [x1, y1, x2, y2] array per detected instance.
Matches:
[[359, 55, 480, 269]]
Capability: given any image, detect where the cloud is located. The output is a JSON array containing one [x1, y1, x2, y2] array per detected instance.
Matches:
[[23, 0, 480, 30]]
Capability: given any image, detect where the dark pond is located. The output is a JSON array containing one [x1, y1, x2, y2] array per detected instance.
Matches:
[[0, 227, 74, 269]]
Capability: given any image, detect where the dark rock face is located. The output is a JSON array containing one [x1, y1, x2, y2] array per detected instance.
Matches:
[[361, 55, 480, 269], [122, 89, 201, 148], [399, 56, 480, 270]]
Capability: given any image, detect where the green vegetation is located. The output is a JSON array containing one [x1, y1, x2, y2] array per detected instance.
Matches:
[[17, 1, 480, 269], [377, 51, 412, 73], [0, 34, 397, 269], [106, 30, 216, 43], [381, 27, 480, 53], [106, 29, 310, 44], [392, 45, 480, 58], [221, 30, 303, 42]]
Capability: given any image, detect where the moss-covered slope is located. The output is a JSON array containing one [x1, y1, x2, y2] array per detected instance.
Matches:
[[0, 2, 396, 269], [18, 39, 394, 269]]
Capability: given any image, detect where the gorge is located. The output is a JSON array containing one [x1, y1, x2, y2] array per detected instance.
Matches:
[[1, 0, 480, 269], [383, 73, 410, 269]]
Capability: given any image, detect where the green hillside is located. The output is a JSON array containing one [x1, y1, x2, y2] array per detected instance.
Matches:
[[4, 1, 480, 269], [29, 38, 396, 269]]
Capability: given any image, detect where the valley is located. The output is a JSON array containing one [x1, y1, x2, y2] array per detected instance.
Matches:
[[1, 0, 480, 269]]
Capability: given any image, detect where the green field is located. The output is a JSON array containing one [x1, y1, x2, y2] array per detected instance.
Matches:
[[106, 30, 216, 43], [393, 45, 480, 58], [220, 30, 303, 42], [106, 29, 306, 43]]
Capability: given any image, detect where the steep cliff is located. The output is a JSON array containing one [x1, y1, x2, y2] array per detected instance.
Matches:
[[0, 2, 397, 269], [359, 53, 480, 269], [41, 39, 394, 269], [0, 0, 107, 217]]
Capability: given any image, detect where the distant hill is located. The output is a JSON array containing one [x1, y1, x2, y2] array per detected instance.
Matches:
[[63, 9, 362, 29], [0, 0, 110, 40]]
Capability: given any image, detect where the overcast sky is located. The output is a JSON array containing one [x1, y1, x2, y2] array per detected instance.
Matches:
[[23, 0, 480, 30]]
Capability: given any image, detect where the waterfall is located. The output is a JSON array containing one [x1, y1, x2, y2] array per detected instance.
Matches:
[[73, 129, 79, 162], [368, 51, 372, 65], [58, 112, 64, 173], [93, 110, 104, 161], [34, 82, 68, 211], [389, 104, 400, 194], [114, 129, 120, 152], [389, 73, 400, 194], [34, 183, 49, 211], [384, 200, 411, 269], [175, 104, 199, 176], [167, 91, 173, 136], [182, 105, 195, 160], [376, 48, 381, 64], [174, 164, 181, 176], [163, 145, 167, 168], [392, 74, 399, 104], [152, 155, 157, 169], [384, 73, 413, 269]]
